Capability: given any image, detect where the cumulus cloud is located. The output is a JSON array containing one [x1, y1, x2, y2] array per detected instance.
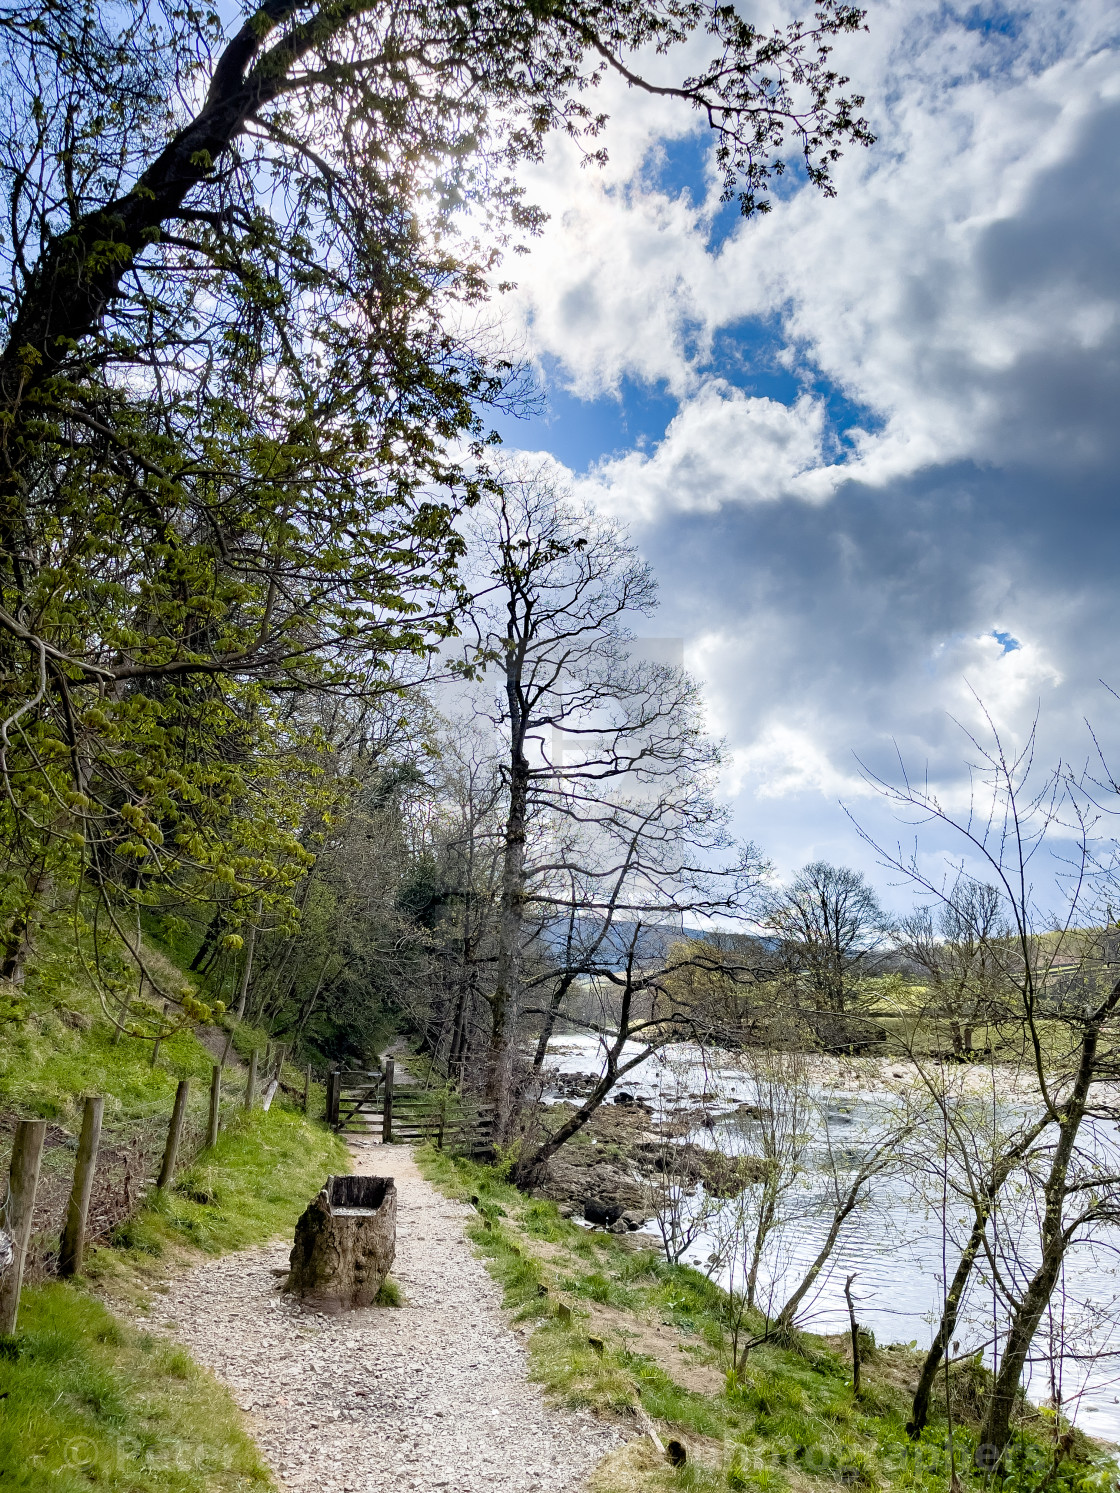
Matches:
[[501, 0, 1120, 500], [576, 383, 833, 518], [488, 1, 1120, 889]]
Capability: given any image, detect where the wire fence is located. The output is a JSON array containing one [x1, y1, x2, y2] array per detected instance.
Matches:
[[0, 1056, 310, 1282]]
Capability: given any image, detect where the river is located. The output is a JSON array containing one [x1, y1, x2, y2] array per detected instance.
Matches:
[[542, 1037, 1120, 1441]]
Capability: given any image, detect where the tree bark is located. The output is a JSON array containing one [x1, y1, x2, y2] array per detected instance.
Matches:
[[0, 1119, 46, 1333], [286, 1175, 396, 1313], [976, 999, 1114, 1461], [0, 863, 50, 985], [488, 731, 529, 1119], [845, 1274, 861, 1396], [190, 907, 223, 972], [909, 1209, 988, 1436], [908, 1114, 1050, 1438]]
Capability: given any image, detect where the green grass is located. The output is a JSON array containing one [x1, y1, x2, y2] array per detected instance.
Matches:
[[6, 1094, 347, 1492], [416, 1145, 1119, 1493], [0, 918, 326, 1134], [0, 1284, 270, 1492], [0, 923, 220, 1130], [374, 1276, 404, 1308], [0, 914, 350, 1492], [91, 1105, 347, 1270]]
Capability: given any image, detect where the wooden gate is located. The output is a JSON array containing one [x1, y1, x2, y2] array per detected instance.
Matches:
[[327, 1061, 496, 1156]]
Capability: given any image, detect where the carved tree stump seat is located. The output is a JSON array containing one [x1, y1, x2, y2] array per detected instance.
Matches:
[[286, 1174, 396, 1313]]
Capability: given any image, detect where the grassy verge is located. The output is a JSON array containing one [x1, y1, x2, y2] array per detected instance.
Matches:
[[1, 1109, 346, 1493], [416, 1146, 1117, 1493], [88, 1105, 348, 1292], [0, 1287, 270, 1492], [0, 917, 349, 1492]]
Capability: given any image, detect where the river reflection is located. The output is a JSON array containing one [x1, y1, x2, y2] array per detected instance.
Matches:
[[543, 1037, 1120, 1440]]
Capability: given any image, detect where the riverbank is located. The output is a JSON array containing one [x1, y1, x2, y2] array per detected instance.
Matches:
[[418, 1142, 1116, 1493]]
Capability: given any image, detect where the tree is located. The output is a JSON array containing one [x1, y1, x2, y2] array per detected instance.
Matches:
[[763, 861, 890, 1016], [771, 1106, 912, 1337], [706, 1044, 816, 1367], [0, 0, 874, 692], [0, 0, 873, 1003], [902, 1077, 1050, 1440], [897, 880, 1009, 1055], [860, 718, 1120, 1464], [461, 464, 762, 1126]]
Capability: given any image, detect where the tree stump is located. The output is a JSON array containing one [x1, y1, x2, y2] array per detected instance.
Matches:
[[286, 1175, 396, 1313]]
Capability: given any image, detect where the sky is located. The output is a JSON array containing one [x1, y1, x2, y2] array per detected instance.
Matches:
[[480, 0, 1120, 912]]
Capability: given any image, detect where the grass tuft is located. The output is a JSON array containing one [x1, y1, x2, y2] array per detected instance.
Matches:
[[375, 1276, 404, 1307]]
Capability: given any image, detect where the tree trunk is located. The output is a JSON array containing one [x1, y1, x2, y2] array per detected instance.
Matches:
[[908, 1114, 1050, 1438], [488, 748, 529, 1119], [909, 1211, 987, 1435], [0, 862, 50, 984], [190, 906, 223, 972], [515, 981, 651, 1189], [745, 1182, 779, 1311], [977, 1007, 1110, 1461], [286, 1175, 397, 1313], [233, 905, 260, 1019], [775, 1170, 876, 1332], [845, 1274, 861, 1396], [532, 974, 577, 1070]]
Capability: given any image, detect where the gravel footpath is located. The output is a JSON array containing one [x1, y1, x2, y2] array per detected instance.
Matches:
[[149, 1140, 623, 1492]]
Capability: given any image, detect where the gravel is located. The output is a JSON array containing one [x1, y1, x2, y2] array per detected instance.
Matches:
[[147, 1141, 623, 1492]]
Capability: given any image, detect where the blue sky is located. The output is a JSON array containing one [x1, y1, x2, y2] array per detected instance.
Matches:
[[484, 0, 1120, 910]]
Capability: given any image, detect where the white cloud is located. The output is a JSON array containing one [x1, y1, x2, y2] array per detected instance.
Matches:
[[486, 3, 1120, 887], [724, 723, 877, 803], [497, 0, 1120, 515], [574, 382, 833, 517]]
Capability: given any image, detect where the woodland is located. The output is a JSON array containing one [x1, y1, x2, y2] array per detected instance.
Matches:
[[0, 0, 871, 1110]]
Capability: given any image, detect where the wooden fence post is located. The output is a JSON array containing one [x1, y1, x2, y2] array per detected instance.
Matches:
[[244, 1048, 258, 1110], [381, 1058, 395, 1144], [326, 1068, 341, 1128], [59, 1096, 104, 1277], [206, 1064, 221, 1148], [303, 1065, 311, 1114], [844, 1273, 861, 1397], [0, 1119, 47, 1333], [157, 1079, 191, 1190]]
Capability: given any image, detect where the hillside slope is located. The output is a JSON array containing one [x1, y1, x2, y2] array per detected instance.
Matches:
[[0, 921, 347, 1493]]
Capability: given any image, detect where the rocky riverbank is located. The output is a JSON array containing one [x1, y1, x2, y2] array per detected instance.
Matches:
[[528, 1093, 764, 1230]]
